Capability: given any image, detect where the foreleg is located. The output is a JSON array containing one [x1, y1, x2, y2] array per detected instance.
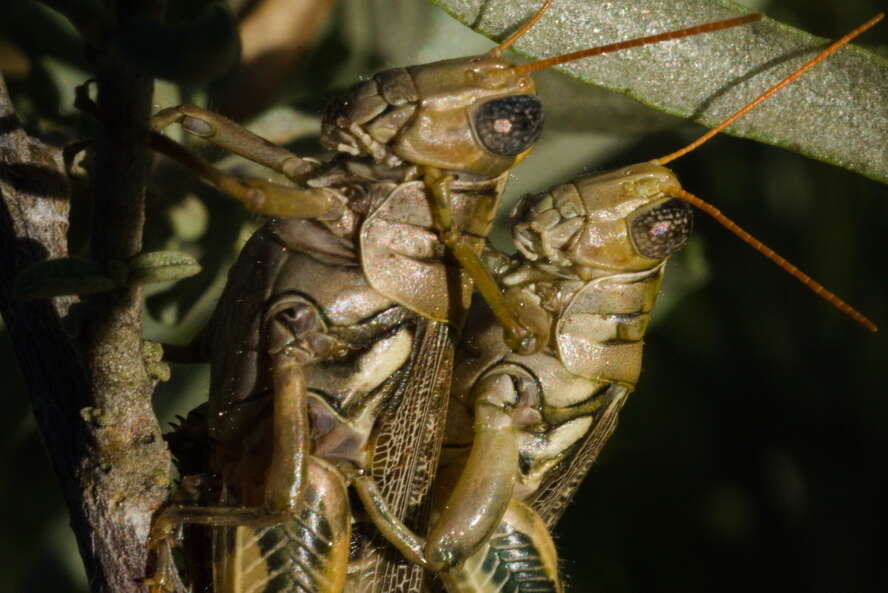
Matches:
[[422, 166, 548, 355], [150, 103, 319, 182], [74, 82, 342, 219], [149, 132, 344, 220]]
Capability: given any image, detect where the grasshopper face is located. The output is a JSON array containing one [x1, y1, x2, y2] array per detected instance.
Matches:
[[321, 54, 541, 177], [513, 162, 693, 276]]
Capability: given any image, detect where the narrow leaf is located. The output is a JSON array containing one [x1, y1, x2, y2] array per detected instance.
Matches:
[[16, 257, 115, 298], [128, 251, 202, 285]]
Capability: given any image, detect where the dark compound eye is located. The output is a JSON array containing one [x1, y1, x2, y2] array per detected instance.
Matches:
[[629, 198, 693, 259], [473, 95, 543, 156]]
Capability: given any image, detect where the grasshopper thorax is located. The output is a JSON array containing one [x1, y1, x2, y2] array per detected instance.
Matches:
[[512, 162, 693, 277], [321, 54, 541, 178]]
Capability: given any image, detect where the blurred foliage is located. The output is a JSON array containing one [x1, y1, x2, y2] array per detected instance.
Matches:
[[1, 0, 886, 592]]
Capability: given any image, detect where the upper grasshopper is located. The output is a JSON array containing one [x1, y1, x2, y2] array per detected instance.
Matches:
[[137, 3, 766, 593]]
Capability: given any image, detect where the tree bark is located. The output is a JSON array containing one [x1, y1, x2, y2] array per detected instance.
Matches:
[[0, 13, 171, 587]]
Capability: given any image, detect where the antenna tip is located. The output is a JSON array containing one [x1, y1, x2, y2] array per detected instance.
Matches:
[[847, 312, 877, 333]]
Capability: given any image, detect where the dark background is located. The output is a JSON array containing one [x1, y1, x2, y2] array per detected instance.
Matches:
[[1, 1, 886, 591]]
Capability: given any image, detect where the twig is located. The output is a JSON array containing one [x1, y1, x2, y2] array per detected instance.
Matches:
[[75, 1, 173, 591], [0, 0, 173, 587]]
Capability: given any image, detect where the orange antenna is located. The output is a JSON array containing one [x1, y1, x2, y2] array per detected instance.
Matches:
[[652, 14, 883, 332], [511, 13, 762, 75], [673, 188, 877, 332], [489, 0, 555, 56], [655, 13, 884, 166]]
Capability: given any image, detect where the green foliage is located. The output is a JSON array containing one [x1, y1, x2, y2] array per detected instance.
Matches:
[[434, 0, 888, 183], [15, 251, 200, 299], [127, 251, 202, 286], [15, 257, 115, 298]]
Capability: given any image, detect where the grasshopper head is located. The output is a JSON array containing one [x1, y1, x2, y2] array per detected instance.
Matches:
[[320, 5, 765, 181], [319, 5, 764, 179], [321, 54, 542, 178], [512, 162, 693, 275]]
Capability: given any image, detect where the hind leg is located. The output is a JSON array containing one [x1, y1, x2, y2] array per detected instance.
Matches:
[[147, 458, 351, 593]]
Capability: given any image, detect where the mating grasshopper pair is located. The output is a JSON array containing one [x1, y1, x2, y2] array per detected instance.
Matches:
[[141, 3, 880, 593]]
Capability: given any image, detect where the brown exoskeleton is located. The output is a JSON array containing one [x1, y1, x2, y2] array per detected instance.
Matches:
[[140, 3, 766, 593], [352, 15, 881, 593]]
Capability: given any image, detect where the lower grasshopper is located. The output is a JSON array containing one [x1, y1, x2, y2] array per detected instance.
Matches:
[[351, 15, 881, 593]]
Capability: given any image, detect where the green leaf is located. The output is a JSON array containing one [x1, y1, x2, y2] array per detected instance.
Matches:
[[128, 251, 202, 286], [15, 257, 115, 298], [431, 0, 888, 184]]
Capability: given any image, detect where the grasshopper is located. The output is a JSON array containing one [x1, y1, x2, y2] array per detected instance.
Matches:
[[350, 15, 881, 593], [138, 3, 767, 592]]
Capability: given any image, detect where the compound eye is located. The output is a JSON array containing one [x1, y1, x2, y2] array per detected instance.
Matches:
[[629, 198, 693, 259], [474, 95, 543, 156]]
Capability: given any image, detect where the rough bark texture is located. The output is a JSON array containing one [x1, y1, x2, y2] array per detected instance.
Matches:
[[0, 0, 173, 585], [0, 73, 95, 579]]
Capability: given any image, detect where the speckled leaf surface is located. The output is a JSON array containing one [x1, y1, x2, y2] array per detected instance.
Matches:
[[431, 0, 888, 184]]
